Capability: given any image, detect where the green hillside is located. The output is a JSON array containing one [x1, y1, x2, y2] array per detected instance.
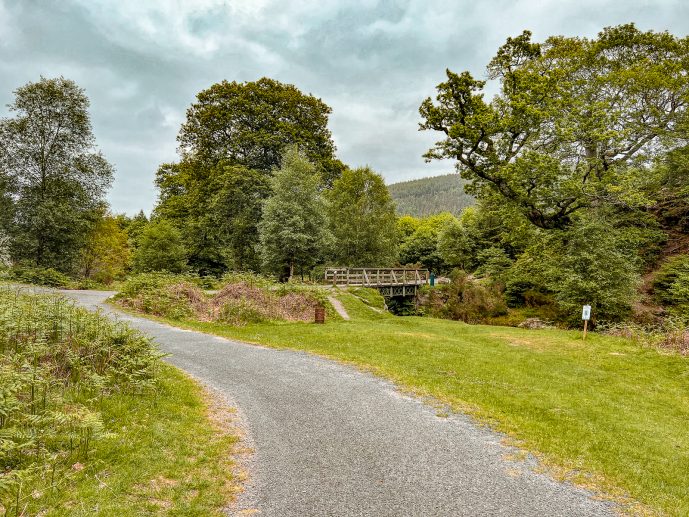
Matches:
[[387, 174, 474, 217]]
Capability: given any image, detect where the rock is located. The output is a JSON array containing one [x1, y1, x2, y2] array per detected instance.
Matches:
[[518, 318, 548, 329]]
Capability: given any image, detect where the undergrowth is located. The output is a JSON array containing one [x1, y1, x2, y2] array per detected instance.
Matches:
[[0, 287, 162, 513], [115, 273, 328, 325]]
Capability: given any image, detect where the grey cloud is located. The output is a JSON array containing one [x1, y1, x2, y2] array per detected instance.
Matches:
[[1, 0, 688, 214]]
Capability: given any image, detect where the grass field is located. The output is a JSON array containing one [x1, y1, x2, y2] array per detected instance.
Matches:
[[122, 290, 689, 516]]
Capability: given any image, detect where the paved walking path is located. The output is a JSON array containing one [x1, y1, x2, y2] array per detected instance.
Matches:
[[62, 290, 614, 517]]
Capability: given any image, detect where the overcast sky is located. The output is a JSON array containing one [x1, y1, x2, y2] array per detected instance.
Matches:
[[1, 0, 688, 214]]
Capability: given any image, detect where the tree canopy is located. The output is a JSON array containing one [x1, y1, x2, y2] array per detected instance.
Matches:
[[258, 148, 328, 279], [178, 77, 344, 184], [420, 24, 689, 229], [326, 167, 398, 267]]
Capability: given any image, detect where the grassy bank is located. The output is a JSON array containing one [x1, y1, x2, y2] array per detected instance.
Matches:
[[118, 289, 689, 515], [0, 289, 238, 515]]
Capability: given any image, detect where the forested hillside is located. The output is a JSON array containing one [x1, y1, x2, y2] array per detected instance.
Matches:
[[387, 174, 474, 217]]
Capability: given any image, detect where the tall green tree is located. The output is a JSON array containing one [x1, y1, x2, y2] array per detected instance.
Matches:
[[0, 77, 113, 271], [326, 167, 398, 266], [155, 160, 271, 274], [420, 25, 689, 230], [258, 148, 328, 280], [207, 163, 271, 271], [178, 77, 344, 185]]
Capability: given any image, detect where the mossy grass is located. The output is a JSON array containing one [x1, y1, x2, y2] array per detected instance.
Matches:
[[117, 292, 689, 515]]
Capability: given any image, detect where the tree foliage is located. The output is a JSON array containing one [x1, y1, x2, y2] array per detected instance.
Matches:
[[420, 24, 689, 229], [132, 220, 187, 274], [326, 167, 398, 267], [258, 148, 328, 279], [80, 212, 131, 284], [155, 160, 271, 274], [0, 77, 113, 271], [178, 77, 343, 185], [398, 212, 458, 274]]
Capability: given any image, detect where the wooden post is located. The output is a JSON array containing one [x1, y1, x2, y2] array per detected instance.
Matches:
[[581, 304, 591, 340]]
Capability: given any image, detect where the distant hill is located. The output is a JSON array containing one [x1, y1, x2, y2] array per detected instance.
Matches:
[[387, 174, 474, 218]]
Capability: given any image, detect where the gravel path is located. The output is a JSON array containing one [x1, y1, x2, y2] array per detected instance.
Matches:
[[327, 295, 350, 320], [62, 290, 615, 517]]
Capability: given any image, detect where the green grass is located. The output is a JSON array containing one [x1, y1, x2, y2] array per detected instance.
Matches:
[[19, 364, 238, 516], [116, 290, 689, 516]]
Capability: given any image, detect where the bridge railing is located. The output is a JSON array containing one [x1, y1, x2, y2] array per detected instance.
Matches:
[[324, 268, 429, 287]]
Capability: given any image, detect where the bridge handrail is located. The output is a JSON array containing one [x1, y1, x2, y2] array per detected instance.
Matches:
[[323, 267, 429, 287]]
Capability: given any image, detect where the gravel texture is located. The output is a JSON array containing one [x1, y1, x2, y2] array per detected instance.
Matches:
[[62, 289, 615, 517]]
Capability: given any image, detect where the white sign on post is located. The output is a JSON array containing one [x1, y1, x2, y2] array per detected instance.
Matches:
[[582, 305, 591, 321]]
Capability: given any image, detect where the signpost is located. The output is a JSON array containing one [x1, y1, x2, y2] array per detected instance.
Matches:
[[582, 304, 591, 340]]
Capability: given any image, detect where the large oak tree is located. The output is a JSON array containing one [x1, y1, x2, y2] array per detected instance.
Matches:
[[420, 24, 689, 229]]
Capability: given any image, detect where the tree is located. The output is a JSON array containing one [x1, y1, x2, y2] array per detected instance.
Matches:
[[506, 215, 640, 323], [420, 25, 689, 230], [326, 167, 398, 266], [155, 160, 271, 274], [0, 77, 113, 271], [178, 77, 344, 185], [207, 164, 271, 271], [80, 212, 131, 284], [132, 220, 187, 273], [398, 213, 458, 274], [258, 148, 328, 279]]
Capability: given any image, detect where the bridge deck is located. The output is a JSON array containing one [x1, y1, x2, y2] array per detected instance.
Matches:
[[324, 268, 429, 288]]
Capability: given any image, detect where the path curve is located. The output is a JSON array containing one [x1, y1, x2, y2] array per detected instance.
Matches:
[[62, 290, 614, 516]]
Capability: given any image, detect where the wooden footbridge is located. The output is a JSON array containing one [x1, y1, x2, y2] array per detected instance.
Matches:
[[324, 268, 430, 297]]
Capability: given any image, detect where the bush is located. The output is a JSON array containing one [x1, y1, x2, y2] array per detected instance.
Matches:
[[506, 218, 640, 326], [9, 266, 71, 287], [114, 273, 205, 320], [0, 288, 161, 510], [116, 273, 325, 325], [603, 318, 689, 356], [420, 271, 507, 323], [217, 299, 268, 325], [653, 255, 689, 310]]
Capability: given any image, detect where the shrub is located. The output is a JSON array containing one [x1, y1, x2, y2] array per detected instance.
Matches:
[[603, 318, 689, 356], [116, 273, 325, 325], [421, 271, 507, 323], [114, 273, 205, 320], [506, 218, 640, 326], [217, 299, 268, 325], [9, 266, 71, 287], [653, 255, 689, 310]]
